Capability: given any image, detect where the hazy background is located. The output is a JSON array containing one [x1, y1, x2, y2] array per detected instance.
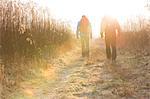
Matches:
[[35, 0, 149, 37]]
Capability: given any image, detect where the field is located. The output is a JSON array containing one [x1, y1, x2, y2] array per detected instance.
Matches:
[[0, 0, 150, 99]]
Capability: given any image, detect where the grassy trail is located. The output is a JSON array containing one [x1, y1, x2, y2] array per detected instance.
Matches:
[[11, 39, 150, 99]]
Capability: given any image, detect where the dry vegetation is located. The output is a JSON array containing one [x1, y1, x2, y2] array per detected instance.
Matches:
[[0, 0, 150, 98], [0, 0, 74, 98], [0, 0, 74, 58], [118, 16, 150, 52]]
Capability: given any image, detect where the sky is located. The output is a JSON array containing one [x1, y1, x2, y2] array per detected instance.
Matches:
[[35, 0, 149, 37]]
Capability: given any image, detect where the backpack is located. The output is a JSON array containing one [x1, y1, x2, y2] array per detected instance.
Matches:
[[80, 16, 89, 34]]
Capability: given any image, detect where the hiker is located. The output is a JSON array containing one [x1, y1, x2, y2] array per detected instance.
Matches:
[[101, 16, 121, 61], [76, 15, 92, 57]]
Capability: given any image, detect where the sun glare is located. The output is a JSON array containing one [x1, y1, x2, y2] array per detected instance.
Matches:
[[35, 0, 147, 37]]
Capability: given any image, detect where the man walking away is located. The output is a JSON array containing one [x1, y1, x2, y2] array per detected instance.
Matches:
[[76, 15, 92, 57], [101, 16, 121, 62]]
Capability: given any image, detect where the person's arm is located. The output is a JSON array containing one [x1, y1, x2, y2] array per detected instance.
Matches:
[[100, 20, 104, 38], [76, 22, 80, 39], [101, 30, 104, 38], [115, 19, 121, 37], [89, 23, 92, 39]]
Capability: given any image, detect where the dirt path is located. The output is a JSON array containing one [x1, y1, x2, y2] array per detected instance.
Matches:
[[11, 39, 150, 99]]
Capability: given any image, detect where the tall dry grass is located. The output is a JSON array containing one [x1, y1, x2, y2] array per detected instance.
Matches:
[[0, 0, 74, 98], [118, 16, 150, 52], [0, 0, 73, 59]]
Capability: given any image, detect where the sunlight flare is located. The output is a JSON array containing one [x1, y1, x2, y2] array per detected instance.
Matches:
[[34, 0, 146, 37]]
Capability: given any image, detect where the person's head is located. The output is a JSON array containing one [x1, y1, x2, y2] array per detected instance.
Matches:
[[80, 15, 89, 25], [82, 15, 86, 19], [82, 15, 86, 17]]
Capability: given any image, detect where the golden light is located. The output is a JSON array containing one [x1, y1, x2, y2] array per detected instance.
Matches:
[[35, 0, 146, 37]]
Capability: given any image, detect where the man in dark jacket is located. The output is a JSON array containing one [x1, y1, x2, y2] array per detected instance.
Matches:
[[101, 16, 121, 61], [76, 15, 92, 57]]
